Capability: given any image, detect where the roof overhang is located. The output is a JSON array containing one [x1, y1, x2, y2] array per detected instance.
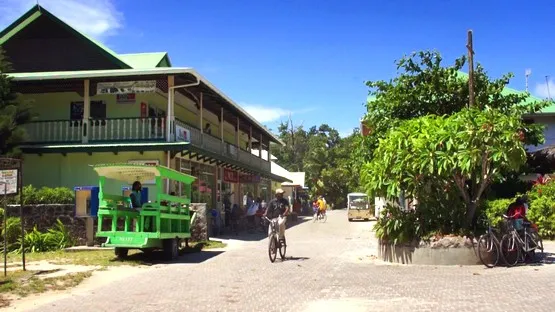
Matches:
[[19, 142, 190, 154], [9, 67, 284, 145]]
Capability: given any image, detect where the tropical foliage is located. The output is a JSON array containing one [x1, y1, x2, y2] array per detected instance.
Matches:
[[271, 120, 363, 208], [359, 50, 549, 239], [0, 46, 32, 156]]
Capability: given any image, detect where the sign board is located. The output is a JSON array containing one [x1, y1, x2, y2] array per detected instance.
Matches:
[[239, 174, 261, 184], [0, 169, 18, 195], [127, 160, 160, 184], [97, 81, 156, 95], [228, 144, 237, 157], [223, 168, 238, 183], [175, 125, 191, 142], [116, 93, 136, 104]]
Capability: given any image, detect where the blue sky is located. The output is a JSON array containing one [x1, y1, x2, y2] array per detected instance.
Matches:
[[1, 0, 554, 137]]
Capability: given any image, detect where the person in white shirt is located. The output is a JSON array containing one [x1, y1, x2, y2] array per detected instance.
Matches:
[[246, 197, 261, 232]]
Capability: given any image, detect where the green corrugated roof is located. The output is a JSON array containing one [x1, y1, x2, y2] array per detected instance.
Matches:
[[119, 53, 172, 69]]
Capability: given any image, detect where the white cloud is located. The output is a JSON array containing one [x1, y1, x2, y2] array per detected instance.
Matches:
[[534, 78, 555, 99], [0, 0, 123, 40], [242, 105, 291, 123]]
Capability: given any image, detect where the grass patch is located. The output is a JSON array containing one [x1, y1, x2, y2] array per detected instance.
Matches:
[[3, 240, 227, 266], [0, 270, 92, 307], [6, 250, 144, 267]]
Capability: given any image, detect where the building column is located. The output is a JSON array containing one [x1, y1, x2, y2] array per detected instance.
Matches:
[[259, 134, 263, 159], [166, 75, 175, 142], [220, 107, 224, 142], [249, 126, 252, 151], [82, 79, 90, 144], [199, 92, 204, 147], [267, 138, 271, 163], [236, 117, 240, 148]]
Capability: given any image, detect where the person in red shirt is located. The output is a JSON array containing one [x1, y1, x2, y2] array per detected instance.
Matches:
[[506, 197, 528, 231]]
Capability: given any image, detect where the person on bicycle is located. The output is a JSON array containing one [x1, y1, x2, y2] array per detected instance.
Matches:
[[263, 188, 290, 243], [317, 196, 326, 217]]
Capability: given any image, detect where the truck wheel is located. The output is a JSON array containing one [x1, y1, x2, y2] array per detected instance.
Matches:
[[163, 239, 179, 261], [115, 247, 128, 259]]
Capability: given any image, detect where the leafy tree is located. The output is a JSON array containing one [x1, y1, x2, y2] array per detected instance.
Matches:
[[359, 50, 549, 230], [272, 119, 362, 208], [0, 46, 32, 156], [361, 51, 546, 154], [363, 108, 530, 227]]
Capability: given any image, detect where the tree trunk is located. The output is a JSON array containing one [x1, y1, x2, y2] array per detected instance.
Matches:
[[466, 201, 477, 229]]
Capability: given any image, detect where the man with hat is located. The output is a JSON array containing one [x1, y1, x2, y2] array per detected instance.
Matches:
[[264, 188, 291, 245]]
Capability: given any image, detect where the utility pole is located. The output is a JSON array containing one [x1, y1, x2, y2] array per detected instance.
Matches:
[[545, 75, 552, 101], [466, 30, 475, 108], [525, 69, 532, 92]]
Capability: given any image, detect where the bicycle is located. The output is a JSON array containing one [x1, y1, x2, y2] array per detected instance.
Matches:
[[313, 209, 327, 223], [500, 215, 544, 267], [477, 219, 502, 268], [264, 216, 286, 263]]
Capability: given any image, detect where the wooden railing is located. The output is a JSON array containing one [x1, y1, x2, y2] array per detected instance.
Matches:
[[23, 120, 82, 143], [23, 117, 271, 173], [88, 117, 165, 142], [175, 119, 270, 173], [23, 117, 166, 144]]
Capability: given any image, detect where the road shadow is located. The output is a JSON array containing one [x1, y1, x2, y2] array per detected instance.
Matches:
[[212, 216, 312, 242], [108, 247, 225, 266], [283, 256, 310, 262]]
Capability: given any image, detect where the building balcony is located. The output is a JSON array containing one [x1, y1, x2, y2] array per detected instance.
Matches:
[[22, 117, 271, 173]]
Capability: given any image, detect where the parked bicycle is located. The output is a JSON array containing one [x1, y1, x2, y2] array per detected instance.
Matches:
[[264, 216, 286, 263], [500, 215, 544, 267], [477, 218, 503, 268]]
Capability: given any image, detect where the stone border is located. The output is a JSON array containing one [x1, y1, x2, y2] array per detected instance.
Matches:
[[378, 236, 487, 265]]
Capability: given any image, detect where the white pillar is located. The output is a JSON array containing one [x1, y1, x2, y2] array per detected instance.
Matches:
[[82, 79, 90, 144], [166, 75, 174, 142], [199, 92, 204, 133], [220, 107, 224, 142]]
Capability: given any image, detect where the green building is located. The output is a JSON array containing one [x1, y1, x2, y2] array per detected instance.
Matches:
[[1, 5, 291, 209]]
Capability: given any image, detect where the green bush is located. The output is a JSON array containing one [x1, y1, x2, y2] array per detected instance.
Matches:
[[374, 205, 421, 245], [16, 219, 74, 253], [7, 185, 74, 205], [482, 198, 512, 229], [526, 181, 555, 239], [1, 217, 22, 252]]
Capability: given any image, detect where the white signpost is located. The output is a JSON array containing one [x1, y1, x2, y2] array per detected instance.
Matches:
[[0, 169, 18, 195]]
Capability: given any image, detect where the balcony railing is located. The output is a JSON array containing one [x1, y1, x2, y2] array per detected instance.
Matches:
[[88, 117, 165, 142], [23, 117, 271, 173], [175, 119, 270, 173], [23, 117, 166, 144], [23, 120, 82, 144]]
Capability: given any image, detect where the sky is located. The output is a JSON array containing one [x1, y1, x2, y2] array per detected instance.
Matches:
[[1, 0, 554, 138]]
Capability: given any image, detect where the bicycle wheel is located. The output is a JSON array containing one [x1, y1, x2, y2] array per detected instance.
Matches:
[[500, 233, 520, 267], [279, 238, 286, 260], [477, 233, 499, 268], [321, 213, 327, 223], [313, 213, 318, 223], [268, 235, 277, 263]]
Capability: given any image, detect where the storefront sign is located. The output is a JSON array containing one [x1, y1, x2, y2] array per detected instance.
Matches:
[[175, 125, 191, 142], [97, 81, 156, 95], [239, 174, 261, 184], [0, 169, 18, 195], [116, 93, 136, 104], [223, 168, 238, 183]]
